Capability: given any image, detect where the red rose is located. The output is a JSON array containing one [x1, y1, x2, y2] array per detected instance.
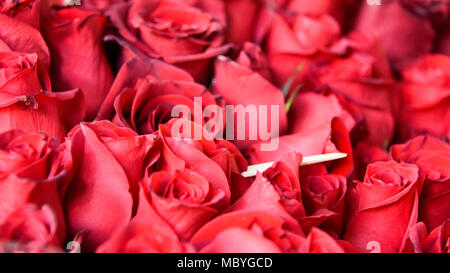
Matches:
[[0, 130, 66, 245], [107, 0, 231, 83], [0, 51, 84, 142], [0, 204, 60, 253], [43, 7, 115, 120], [398, 55, 450, 140], [300, 167, 347, 237], [0, 11, 50, 67], [97, 58, 221, 135], [404, 220, 449, 253], [212, 54, 288, 152], [355, 0, 435, 69], [132, 120, 238, 241], [261, 152, 306, 221], [138, 169, 226, 241], [391, 135, 450, 231], [62, 121, 155, 251], [344, 161, 423, 253]]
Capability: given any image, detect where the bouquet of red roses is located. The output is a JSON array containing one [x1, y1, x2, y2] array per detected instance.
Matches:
[[0, 0, 448, 253]]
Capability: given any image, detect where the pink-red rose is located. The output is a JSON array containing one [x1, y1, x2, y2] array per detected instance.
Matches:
[[107, 0, 231, 83], [344, 161, 423, 253], [391, 135, 450, 231]]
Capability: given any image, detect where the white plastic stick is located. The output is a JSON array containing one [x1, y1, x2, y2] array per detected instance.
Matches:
[[241, 153, 347, 178]]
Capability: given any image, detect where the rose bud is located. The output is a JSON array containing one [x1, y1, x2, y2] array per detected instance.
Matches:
[[106, 0, 231, 83], [62, 121, 156, 251], [103, 61, 221, 135], [213, 54, 288, 152], [398, 55, 450, 141], [97, 58, 196, 119], [97, 193, 192, 253], [0, 0, 41, 29], [0, 204, 60, 253], [138, 169, 226, 241], [132, 120, 236, 241], [391, 135, 450, 231], [355, 0, 435, 69], [0, 130, 66, 245], [42, 7, 114, 120], [0, 51, 84, 142], [262, 152, 306, 221], [167, 118, 249, 203], [403, 220, 449, 253], [344, 161, 423, 253], [300, 171, 347, 237], [0, 9, 50, 68]]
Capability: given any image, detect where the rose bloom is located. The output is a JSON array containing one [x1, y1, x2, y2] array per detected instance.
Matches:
[[0, 130, 66, 247], [61, 121, 156, 251], [0, 7, 50, 67], [299, 164, 347, 237], [398, 55, 450, 141], [106, 0, 231, 83], [224, 0, 360, 47], [0, 51, 84, 142], [132, 120, 247, 241], [42, 7, 115, 120], [97, 57, 221, 135], [261, 152, 306, 222], [344, 161, 423, 253], [391, 135, 450, 231]]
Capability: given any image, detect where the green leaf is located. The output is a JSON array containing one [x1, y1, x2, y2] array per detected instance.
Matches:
[[285, 83, 303, 113], [282, 62, 305, 98]]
